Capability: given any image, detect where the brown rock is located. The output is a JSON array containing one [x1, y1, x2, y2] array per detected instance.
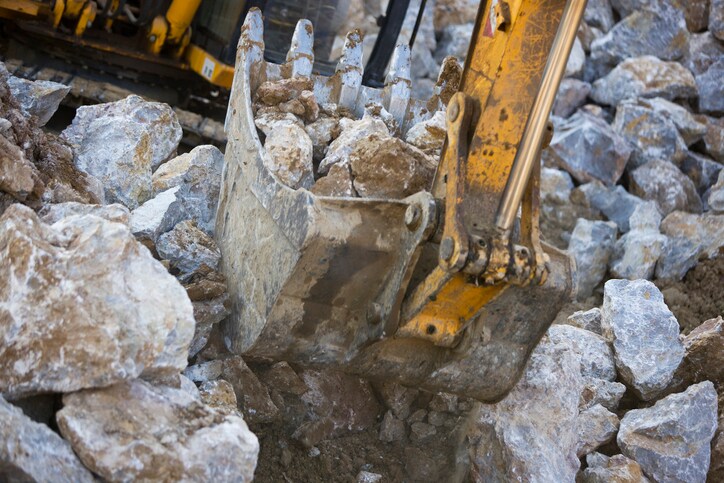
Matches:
[[350, 136, 437, 198], [255, 77, 314, 106], [0, 134, 44, 204], [222, 356, 279, 424], [257, 361, 308, 396], [198, 380, 239, 415], [311, 164, 356, 197], [679, 316, 724, 385]]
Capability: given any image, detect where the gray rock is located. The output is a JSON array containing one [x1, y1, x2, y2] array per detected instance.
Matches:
[[7, 76, 70, 126], [377, 382, 418, 420], [701, 115, 724, 163], [679, 151, 722, 195], [566, 307, 603, 335], [151, 145, 224, 196], [379, 410, 406, 442], [581, 453, 650, 483], [553, 79, 592, 118], [568, 219, 618, 299], [696, 59, 724, 115], [0, 205, 194, 399], [319, 115, 389, 174], [612, 101, 688, 170], [609, 0, 651, 17], [656, 211, 724, 281], [357, 471, 383, 483], [62, 95, 182, 208], [684, 32, 724, 76], [711, 0, 724, 40], [57, 379, 259, 482], [434, 23, 474, 63], [578, 21, 605, 53], [405, 110, 446, 157], [156, 220, 220, 275], [601, 279, 684, 400], [410, 422, 437, 442], [129, 186, 183, 242], [630, 160, 702, 216], [591, 56, 697, 107], [0, 395, 94, 482], [305, 116, 340, 162], [637, 97, 707, 146], [610, 202, 666, 280], [183, 360, 224, 383], [581, 378, 627, 412], [576, 404, 620, 457], [708, 170, 724, 212], [584, 0, 615, 32], [575, 182, 643, 232], [466, 337, 583, 482], [590, 5, 690, 68], [263, 122, 314, 190], [628, 200, 663, 231], [618, 381, 718, 483], [547, 325, 616, 381], [544, 111, 631, 186], [40, 201, 130, 225], [565, 37, 586, 78], [190, 296, 230, 357]]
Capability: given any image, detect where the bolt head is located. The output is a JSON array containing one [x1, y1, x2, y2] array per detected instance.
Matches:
[[448, 100, 460, 122], [404, 205, 421, 230], [440, 237, 455, 261]]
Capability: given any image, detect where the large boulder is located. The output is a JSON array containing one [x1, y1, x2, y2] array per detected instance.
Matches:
[[679, 151, 722, 195], [544, 111, 631, 186], [684, 32, 724, 76], [601, 279, 684, 400], [609, 202, 667, 280], [574, 182, 643, 232], [567, 219, 618, 299], [629, 160, 702, 216], [0, 395, 94, 482], [56, 379, 259, 482], [591, 56, 697, 107], [465, 337, 583, 481], [696, 59, 724, 115], [0, 204, 194, 399], [656, 211, 724, 281], [263, 122, 314, 190], [637, 97, 707, 146], [62, 95, 182, 209], [547, 325, 616, 382], [151, 145, 224, 196], [618, 381, 718, 482]]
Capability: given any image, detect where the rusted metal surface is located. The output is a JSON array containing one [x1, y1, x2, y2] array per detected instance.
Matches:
[[217, 6, 579, 401]]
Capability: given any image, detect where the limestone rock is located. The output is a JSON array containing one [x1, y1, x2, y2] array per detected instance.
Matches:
[[405, 110, 447, 156], [684, 32, 724, 76], [553, 79, 591, 118], [680, 0, 711, 32], [0, 134, 45, 204], [545, 111, 631, 186], [584, 0, 615, 32], [708, 170, 724, 212], [575, 182, 643, 232], [581, 453, 650, 483], [592, 56, 696, 107], [576, 404, 620, 457], [702, 115, 724, 163], [610, 202, 667, 280], [263, 122, 314, 190], [711, 0, 724, 40], [566, 307, 603, 335], [379, 411, 406, 442], [565, 37, 586, 79], [151, 145, 224, 196], [377, 382, 418, 420], [581, 378, 627, 412], [466, 337, 583, 482], [630, 160, 702, 216], [254, 108, 303, 137], [62, 95, 182, 208], [198, 380, 239, 415], [0, 205, 194, 399], [305, 116, 341, 162], [156, 219, 220, 275], [637, 97, 707, 146], [129, 186, 183, 242], [547, 325, 616, 381], [319, 115, 390, 174], [680, 152, 722, 195], [0, 395, 94, 482], [57, 379, 259, 482], [696, 59, 724, 115], [618, 381, 718, 482], [612, 101, 688, 170], [254, 77, 313, 106], [590, 5, 689, 68], [656, 211, 724, 281], [7, 76, 70, 126], [311, 164, 356, 197], [350, 137, 437, 199], [40, 202, 130, 225], [190, 297, 229, 358], [601, 279, 684, 400], [567, 219, 618, 299]]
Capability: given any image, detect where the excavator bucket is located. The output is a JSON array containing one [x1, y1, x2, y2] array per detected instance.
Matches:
[[216, 5, 576, 402]]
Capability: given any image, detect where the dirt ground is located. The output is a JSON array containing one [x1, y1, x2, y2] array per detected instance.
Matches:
[[658, 252, 724, 334]]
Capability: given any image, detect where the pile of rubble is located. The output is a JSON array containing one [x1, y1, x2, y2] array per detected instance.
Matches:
[[0, 0, 723, 481]]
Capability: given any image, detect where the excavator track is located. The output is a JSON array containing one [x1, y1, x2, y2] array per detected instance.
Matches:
[[2, 57, 226, 147]]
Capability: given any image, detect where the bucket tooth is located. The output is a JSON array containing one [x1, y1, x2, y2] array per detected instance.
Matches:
[[384, 43, 411, 128], [287, 19, 314, 79], [335, 29, 363, 110]]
